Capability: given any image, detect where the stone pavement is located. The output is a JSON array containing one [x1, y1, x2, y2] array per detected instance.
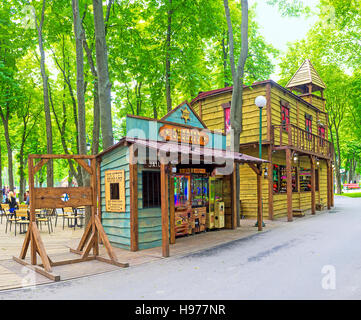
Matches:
[[0, 212, 298, 291]]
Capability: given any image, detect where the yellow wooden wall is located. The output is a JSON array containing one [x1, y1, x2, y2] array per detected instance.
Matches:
[[193, 85, 268, 144]]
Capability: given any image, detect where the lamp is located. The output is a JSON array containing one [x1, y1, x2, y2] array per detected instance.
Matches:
[[316, 159, 320, 167], [254, 96, 267, 229], [293, 153, 298, 163], [264, 166, 268, 179]]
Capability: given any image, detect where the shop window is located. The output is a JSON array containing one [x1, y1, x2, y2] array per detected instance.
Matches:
[[299, 168, 319, 192], [305, 114, 312, 140], [142, 171, 161, 208], [272, 165, 298, 193], [281, 102, 290, 130]]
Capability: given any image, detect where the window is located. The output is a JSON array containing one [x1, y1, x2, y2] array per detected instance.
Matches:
[[299, 168, 319, 191], [272, 165, 298, 193], [110, 183, 120, 200], [142, 171, 161, 208], [305, 114, 312, 140], [222, 102, 231, 134], [315, 169, 319, 192], [281, 101, 290, 130], [318, 126, 325, 146]]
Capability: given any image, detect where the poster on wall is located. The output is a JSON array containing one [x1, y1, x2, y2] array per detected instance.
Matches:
[[105, 170, 126, 212]]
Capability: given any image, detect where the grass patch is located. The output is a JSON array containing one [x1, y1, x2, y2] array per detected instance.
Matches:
[[335, 193, 361, 198]]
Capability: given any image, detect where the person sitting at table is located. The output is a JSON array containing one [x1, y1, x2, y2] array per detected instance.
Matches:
[[6, 191, 18, 217], [25, 191, 30, 205]]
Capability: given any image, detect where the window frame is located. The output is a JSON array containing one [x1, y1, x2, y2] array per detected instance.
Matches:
[[142, 170, 161, 209], [305, 114, 313, 140], [280, 100, 290, 131]]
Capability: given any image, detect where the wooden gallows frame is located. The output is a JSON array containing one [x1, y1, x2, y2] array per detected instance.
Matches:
[[13, 154, 128, 282]]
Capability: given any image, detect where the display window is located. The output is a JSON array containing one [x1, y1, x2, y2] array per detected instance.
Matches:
[[174, 175, 190, 207], [273, 165, 298, 193], [191, 174, 209, 207]]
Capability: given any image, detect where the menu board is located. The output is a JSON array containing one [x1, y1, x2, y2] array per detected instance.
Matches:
[[105, 170, 126, 212]]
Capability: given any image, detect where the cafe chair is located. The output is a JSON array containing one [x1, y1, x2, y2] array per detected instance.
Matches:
[[36, 209, 53, 234], [0, 203, 9, 224]]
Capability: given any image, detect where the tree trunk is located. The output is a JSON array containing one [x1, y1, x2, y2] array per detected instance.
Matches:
[[165, 0, 173, 112], [224, 0, 249, 227], [0, 115, 14, 191], [335, 128, 342, 193], [0, 143, 2, 198], [73, 0, 91, 226], [92, 0, 114, 149], [35, 0, 53, 187]]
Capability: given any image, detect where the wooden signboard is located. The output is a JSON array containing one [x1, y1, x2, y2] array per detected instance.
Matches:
[[159, 124, 209, 146], [179, 168, 207, 174], [105, 170, 126, 212]]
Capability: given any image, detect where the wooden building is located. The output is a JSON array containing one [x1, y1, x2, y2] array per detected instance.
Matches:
[[96, 103, 267, 256], [191, 60, 335, 221]]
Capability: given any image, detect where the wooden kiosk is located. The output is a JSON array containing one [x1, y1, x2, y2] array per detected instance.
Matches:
[[97, 102, 268, 258], [13, 154, 128, 282]]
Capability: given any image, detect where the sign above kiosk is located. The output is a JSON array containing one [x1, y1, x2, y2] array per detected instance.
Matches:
[[159, 124, 210, 146]]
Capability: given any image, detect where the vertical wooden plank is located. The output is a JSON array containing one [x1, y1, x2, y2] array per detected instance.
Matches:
[[267, 145, 273, 220], [97, 158, 102, 221], [310, 156, 316, 214], [331, 164, 334, 207], [169, 169, 175, 245], [160, 162, 169, 257], [232, 163, 238, 229], [257, 164, 263, 231], [286, 149, 293, 222], [28, 157, 37, 265], [129, 144, 138, 252], [91, 158, 99, 255], [327, 160, 331, 210]]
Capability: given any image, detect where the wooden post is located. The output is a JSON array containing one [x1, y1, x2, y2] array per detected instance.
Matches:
[[286, 148, 293, 222], [160, 162, 169, 257], [310, 156, 316, 214], [232, 163, 238, 229], [28, 158, 37, 265], [268, 145, 273, 220], [331, 164, 334, 207], [169, 169, 175, 245], [257, 164, 263, 231], [129, 144, 138, 252], [91, 159, 99, 255], [327, 160, 331, 210]]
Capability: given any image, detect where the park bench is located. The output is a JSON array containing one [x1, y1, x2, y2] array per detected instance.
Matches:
[[344, 183, 360, 190]]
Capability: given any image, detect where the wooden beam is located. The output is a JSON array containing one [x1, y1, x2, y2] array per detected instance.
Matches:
[[33, 159, 49, 174], [327, 161, 331, 210], [29, 154, 96, 160], [232, 163, 238, 229], [256, 164, 263, 231], [75, 158, 93, 175], [129, 144, 138, 252], [267, 145, 274, 220], [91, 158, 98, 256], [286, 149, 293, 222], [310, 156, 316, 214], [247, 163, 261, 175], [13, 257, 60, 282], [169, 169, 176, 244], [94, 215, 118, 262], [160, 162, 169, 257]]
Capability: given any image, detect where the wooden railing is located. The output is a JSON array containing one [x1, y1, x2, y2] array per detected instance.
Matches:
[[271, 124, 334, 159]]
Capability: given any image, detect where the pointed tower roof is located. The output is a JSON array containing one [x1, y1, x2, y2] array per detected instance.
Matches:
[[286, 59, 326, 93]]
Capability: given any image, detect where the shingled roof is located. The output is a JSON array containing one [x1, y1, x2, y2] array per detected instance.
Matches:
[[286, 59, 326, 93]]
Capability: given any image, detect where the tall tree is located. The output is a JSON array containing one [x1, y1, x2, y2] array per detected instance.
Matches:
[[92, 0, 114, 149], [223, 0, 249, 226], [33, 0, 53, 187]]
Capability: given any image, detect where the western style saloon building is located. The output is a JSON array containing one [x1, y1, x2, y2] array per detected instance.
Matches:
[[96, 103, 267, 256], [191, 60, 335, 221]]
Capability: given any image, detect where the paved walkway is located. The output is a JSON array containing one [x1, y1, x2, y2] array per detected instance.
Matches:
[[1, 196, 359, 300], [0, 212, 285, 291]]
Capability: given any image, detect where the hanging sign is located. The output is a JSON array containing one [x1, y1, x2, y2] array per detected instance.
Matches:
[[179, 168, 207, 174], [159, 124, 209, 146], [105, 170, 126, 212]]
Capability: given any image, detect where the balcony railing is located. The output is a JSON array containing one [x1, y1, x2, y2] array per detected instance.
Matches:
[[271, 124, 334, 159]]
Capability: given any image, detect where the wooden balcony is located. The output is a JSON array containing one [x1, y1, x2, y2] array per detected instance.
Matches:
[[271, 124, 334, 160]]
